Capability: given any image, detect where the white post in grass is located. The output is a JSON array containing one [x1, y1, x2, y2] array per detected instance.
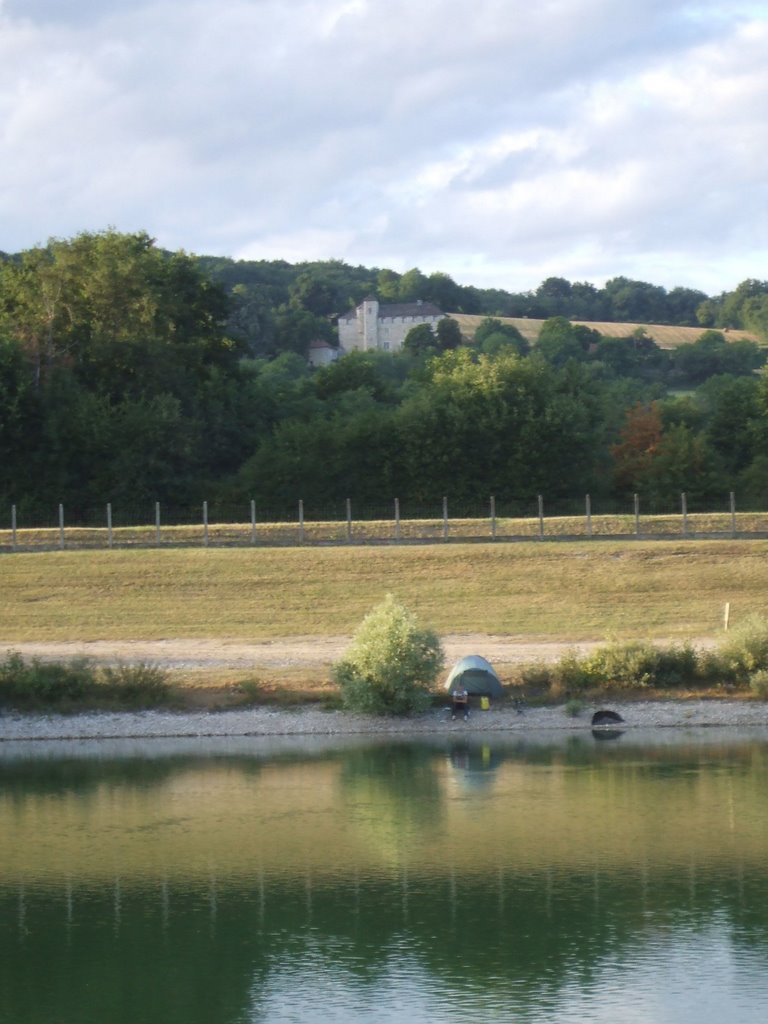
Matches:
[[490, 495, 496, 540], [298, 500, 304, 544], [107, 503, 113, 549], [586, 494, 593, 538], [11, 504, 17, 552], [250, 500, 257, 544], [203, 501, 209, 548], [394, 498, 401, 541], [724, 602, 731, 631], [442, 496, 448, 540], [58, 504, 64, 550], [730, 491, 736, 539], [346, 498, 352, 542], [537, 495, 544, 539], [155, 502, 161, 545], [681, 492, 688, 537], [634, 493, 640, 537]]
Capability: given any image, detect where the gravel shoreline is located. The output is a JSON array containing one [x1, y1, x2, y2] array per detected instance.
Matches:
[[4, 698, 768, 742]]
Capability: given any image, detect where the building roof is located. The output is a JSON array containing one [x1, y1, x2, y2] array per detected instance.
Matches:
[[339, 299, 444, 320]]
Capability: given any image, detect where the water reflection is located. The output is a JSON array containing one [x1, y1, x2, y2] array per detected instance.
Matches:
[[2, 730, 768, 1023]]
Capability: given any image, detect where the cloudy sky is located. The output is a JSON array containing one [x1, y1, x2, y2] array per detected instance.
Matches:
[[1, 0, 766, 294]]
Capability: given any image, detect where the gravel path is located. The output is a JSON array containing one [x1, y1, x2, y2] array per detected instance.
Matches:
[[3, 699, 768, 743]]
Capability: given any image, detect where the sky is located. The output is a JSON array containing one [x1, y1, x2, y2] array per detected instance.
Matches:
[[1, 0, 766, 296]]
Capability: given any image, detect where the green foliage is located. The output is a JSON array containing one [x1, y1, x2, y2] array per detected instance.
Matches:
[[749, 669, 768, 699], [564, 698, 587, 717], [550, 641, 700, 695], [717, 615, 768, 682], [0, 653, 171, 710], [332, 595, 444, 715]]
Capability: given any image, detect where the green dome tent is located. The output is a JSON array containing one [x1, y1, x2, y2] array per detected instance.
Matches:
[[445, 655, 504, 698]]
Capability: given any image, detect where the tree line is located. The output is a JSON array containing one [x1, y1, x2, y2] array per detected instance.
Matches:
[[1, 230, 767, 519]]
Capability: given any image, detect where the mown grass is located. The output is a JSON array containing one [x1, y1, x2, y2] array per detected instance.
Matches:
[[1, 539, 767, 643]]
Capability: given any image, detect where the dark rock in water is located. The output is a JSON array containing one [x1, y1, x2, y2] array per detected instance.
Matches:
[[591, 728, 624, 741], [591, 709, 625, 727]]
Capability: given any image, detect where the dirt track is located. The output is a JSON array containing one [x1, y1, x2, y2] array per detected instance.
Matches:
[[0, 634, 715, 671]]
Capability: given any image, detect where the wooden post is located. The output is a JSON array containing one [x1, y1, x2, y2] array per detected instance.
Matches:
[[490, 495, 496, 540], [203, 501, 209, 548], [394, 498, 401, 541], [586, 494, 593, 538], [58, 504, 64, 550], [250, 500, 256, 544], [681, 492, 688, 537], [537, 495, 544, 539], [11, 504, 17, 552], [298, 500, 305, 544], [724, 602, 731, 631], [730, 491, 736, 539], [155, 502, 161, 545], [346, 498, 352, 543], [442, 496, 448, 541], [107, 503, 113, 549], [634, 493, 640, 537]]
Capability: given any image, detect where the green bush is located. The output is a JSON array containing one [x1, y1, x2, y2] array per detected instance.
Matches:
[[564, 698, 587, 717], [717, 615, 768, 682], [333, 595, 444, 715], [99, 663, 171, 706], [749, 669, 768, 699], [0, 652, 170, 710], [549, 640, 702, 695]]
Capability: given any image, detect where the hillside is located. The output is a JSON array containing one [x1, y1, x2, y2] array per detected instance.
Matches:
[[451, 314, 760, 349]]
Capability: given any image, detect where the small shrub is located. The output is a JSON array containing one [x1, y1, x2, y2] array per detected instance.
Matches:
[[519, 662, 553, 690], [99, 663, 171, 707], [333, 595, 444, 715], [749, 669, 768, 699], [718, 615, 768, 682], [550, 650, 593, 696], [0, 652, 97, 708], [238, 678, 264, 704], [564, 698, 587, 717]]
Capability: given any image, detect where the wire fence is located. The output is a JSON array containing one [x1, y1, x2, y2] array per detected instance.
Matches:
[[2, 492, 767, 553]]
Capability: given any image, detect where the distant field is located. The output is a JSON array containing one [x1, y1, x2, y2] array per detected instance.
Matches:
[[1, 540, 767, 643], [452, 313, 760, 349]]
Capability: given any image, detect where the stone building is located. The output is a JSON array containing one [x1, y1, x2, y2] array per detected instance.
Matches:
[[337, 297, 445, 353]]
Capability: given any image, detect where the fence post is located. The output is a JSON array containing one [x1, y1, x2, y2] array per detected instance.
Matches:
[[537, 495, 544, 539], [107, 503, 113, 549], [346, 498, 352, 543], [394, 498, 401, 541], [490, 495, 496, 540], [634, 493, 640, 537], [586, 494, 593, 538], [203, 501, 209, 548], [11, 504, 17, 552], [298, 499, 304, 544], [58, 504, 65, 550], [681, 492, 688, 537], [250, 500, 257, 544], [730, 491, 736, 539], [442, 496, 449, 541], [155, 502, 161, 545]]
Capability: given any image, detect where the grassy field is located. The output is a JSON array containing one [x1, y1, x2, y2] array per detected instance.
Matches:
[[1, 540, 767, 643], [452, 313, 760, 349]]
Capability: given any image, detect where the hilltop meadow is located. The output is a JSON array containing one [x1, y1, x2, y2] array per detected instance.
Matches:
[[2, 539, 767, 704]]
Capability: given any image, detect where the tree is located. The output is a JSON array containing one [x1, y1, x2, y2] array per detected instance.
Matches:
[[332, 595, 444, 715], [402, 323, 437, 356], [473, 317, 528, 357], [435, 316, 463, 350]]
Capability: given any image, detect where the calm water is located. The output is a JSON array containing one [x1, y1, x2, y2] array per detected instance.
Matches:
[[3, 728, 768, 1023]]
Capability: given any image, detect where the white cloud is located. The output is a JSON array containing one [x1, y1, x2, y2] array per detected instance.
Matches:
[[0, 1, 767, 292]]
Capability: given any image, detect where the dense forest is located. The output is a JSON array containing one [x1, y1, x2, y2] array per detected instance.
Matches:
[[1, 229, 767, 522]]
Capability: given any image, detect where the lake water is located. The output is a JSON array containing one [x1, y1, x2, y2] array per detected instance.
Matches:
[[3, 728, 768, 1023]]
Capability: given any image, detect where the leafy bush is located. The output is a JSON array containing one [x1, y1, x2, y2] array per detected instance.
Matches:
[[99, 663, 171, 706], [749, 669, 768, 699], [549, 640, 702, 695], [333, 595, 444, 715], [0, 652, 170, 710], [564, 698, 587, 717], [717, 615, 768, 682]]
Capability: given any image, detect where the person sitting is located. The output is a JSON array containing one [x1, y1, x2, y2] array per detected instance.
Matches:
[[451, 685, 469, 720]]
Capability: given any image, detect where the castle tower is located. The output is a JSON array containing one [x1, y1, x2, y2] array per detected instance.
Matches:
[[360, 296, 379, 351]]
